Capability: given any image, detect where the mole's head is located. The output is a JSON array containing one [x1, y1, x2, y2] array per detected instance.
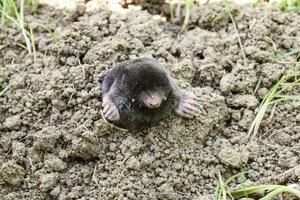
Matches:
[[122, 61, 172, 109]]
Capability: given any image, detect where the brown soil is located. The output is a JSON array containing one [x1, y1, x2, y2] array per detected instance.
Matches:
[[1, 2, 300, 200]]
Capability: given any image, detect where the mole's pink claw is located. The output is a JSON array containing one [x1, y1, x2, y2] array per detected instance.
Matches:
[[102, 98, 120, 121], [175, 91, 200, 119]]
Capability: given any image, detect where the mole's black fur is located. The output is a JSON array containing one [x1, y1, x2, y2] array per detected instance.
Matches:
[[102, 58, 177, 130]]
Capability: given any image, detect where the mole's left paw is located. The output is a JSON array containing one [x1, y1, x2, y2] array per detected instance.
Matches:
[[102, 101, 120, 121], [175, 91, 200, 119]]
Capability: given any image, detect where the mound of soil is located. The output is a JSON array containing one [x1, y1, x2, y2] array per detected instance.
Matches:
[[1, 2, 300, 199]]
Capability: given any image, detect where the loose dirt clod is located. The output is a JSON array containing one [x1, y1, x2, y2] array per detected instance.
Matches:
[[0, 161, 25, 186]]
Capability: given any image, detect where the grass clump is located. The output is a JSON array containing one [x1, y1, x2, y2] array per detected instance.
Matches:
[[272, 0, 300, 11], [166, 0, 194, 31], [248, 70, 300, 140], [217, 172, 300, 199], [0, 0, 57, 62], [217, 171, 247, 200], [0, 0, 38, 25], [256, 0, 300, 11], [0, 0, 34, 54]]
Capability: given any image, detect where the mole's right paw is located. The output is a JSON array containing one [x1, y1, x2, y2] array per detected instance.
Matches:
[[102, 101, 120, 121], [175, 90, 200, 119]]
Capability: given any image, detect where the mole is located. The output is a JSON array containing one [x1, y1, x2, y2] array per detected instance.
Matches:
[[101, 57, 200, 130]]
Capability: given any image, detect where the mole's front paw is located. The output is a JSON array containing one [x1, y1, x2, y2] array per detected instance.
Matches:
[[102, 101, 120, 121], [175, 91, 200, 119]]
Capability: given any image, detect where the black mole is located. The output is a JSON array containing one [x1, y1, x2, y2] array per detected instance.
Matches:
[[101, 57, 200, 130]]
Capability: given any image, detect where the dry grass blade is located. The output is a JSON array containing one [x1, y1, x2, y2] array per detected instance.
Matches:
[[92, 164, 103, 199]]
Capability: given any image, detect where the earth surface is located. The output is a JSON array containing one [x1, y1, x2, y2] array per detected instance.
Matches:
[[0, 2, 300, 200]]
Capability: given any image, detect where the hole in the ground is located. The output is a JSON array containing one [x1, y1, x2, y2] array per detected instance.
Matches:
[[195, 52, 205, 60]]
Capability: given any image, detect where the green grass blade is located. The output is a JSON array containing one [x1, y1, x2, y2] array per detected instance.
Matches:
[[0, 84, 11, 97], [28, 0, 39, 12], [253, 76, 262, 95], [223, 0, 249, 68], [33, 23, 58, 43], [268, 102, 277, 122], [169, 1, 175, 23], [0, 9, 32, 53], [248, 103, 268, 139], [271, 48, 300, 63], [1, 0, 7, 25], [230, 185, 281, 199], [28, 23, 36, 61], [0, 44, 7, 50], [217, 172, 247, 200], [260, 185, 300, 200], [248, 69, 300, 140], [19, 0, 25, 25]]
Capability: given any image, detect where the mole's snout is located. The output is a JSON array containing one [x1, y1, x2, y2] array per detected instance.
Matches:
[[147, 98, 161, 108], [143, 94, 162, 108]]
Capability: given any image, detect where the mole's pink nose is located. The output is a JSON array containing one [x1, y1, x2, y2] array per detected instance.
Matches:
[[149, 101, 160, 108]]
